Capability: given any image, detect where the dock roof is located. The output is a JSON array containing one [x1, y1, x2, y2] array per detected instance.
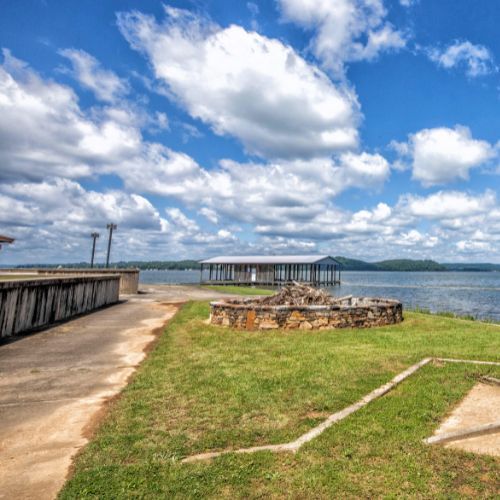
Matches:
[[0, 235, 14, 244], [199, 255, 340, 265]]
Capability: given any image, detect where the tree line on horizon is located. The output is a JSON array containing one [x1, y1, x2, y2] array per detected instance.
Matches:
[[14, 258, 500, 272]]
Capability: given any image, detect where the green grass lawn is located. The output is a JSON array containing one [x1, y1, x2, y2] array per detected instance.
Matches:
[[202, 285, 275, 295], [61, 304, 500, 498]]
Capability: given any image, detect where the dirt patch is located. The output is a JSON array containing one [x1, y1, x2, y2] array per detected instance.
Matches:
[[80, 303, 182, 443], [302, 411, 331, 419], [431, 382, 500, 457]]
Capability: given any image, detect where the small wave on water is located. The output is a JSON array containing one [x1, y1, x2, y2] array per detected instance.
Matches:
[[339, 282, 500, 292]]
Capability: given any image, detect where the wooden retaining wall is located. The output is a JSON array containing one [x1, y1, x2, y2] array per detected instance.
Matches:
[[0, 268, 139, 294], [0, 275, 120, 338]]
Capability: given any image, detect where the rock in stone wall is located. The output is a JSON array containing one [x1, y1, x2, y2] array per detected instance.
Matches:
[[0, 275, 120, 338], [210, 300, 403, 331]]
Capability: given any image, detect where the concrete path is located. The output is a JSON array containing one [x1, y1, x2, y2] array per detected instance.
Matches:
[[430, 382, 500, 456], [0, 285, 234, 500]]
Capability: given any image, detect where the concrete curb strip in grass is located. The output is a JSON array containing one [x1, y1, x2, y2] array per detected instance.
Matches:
[[423, 421, 500, 445], [481, 375, 500, 386], [182, 357, 500, 464]]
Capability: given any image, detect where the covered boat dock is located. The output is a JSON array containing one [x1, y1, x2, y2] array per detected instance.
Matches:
[[199, 255, 341, 287]]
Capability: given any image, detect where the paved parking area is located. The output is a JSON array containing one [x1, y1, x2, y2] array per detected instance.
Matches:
[[0, 285, 234, 500]]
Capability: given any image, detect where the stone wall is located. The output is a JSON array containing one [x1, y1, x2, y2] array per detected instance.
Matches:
[[1, 268, 139, 294], [210, 297, 403, 330], [0, 275, 120, 338]]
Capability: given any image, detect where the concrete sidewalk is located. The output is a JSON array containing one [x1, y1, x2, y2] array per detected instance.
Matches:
[[0, 285, 234, 500]]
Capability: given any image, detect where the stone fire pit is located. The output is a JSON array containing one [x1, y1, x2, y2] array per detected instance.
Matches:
[[209, 284, 403, 330]]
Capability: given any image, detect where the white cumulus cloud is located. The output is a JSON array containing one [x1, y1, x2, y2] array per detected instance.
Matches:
[[0, 49, 140, 181], [122, 153, 391, 235], [401, 190, 496, 219], [117, 6, 360, 159], [394, 126, 495, 186], [59, 48, 130, 102], [199, 207, 219, 224], [337, 151, 390, 188], [456, 240, 491, 253], [0, 178, 164, 230], [427, 40, 497, 78], [277, 0, 406, 74]]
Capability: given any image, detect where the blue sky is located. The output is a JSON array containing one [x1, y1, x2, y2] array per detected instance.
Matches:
[[1, 0, 499, 264]]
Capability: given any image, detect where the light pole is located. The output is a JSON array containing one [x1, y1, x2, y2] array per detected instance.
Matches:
[[90, 232, 100, 268], [105, 223, 117, 268]]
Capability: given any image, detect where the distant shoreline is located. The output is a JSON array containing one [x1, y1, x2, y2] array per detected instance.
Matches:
[[3, 257, 500, 274]]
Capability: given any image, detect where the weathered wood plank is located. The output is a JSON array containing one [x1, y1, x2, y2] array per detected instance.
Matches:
[[0, 275, 120, 338]]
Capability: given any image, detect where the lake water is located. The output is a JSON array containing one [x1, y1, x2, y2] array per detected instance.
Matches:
[[139, 270, 500, 321]]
